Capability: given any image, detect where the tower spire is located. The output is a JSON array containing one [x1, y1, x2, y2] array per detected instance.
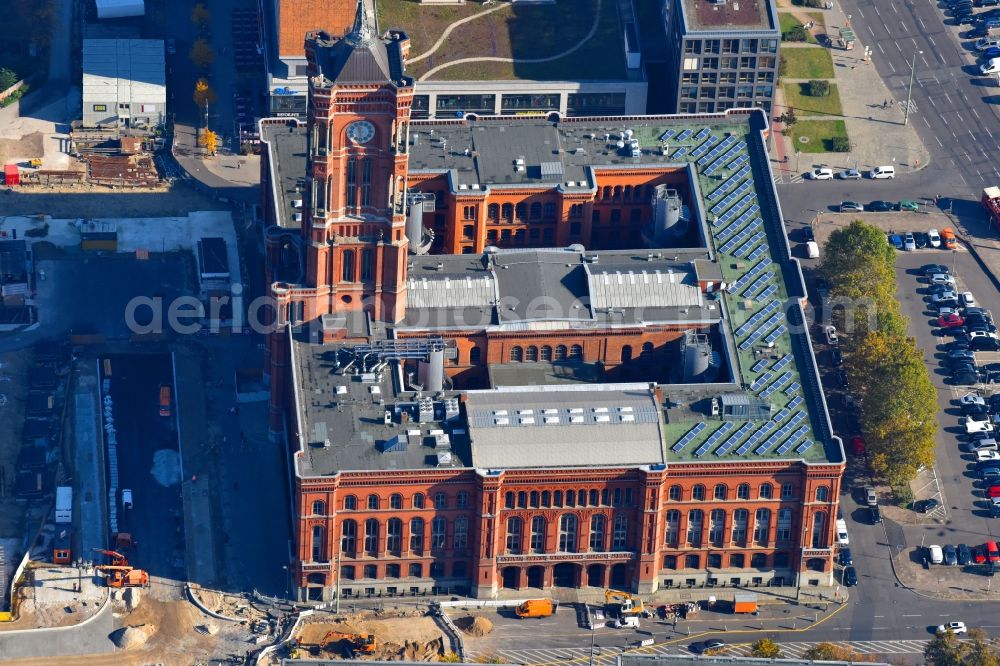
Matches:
[[348, 0, 374, 44]]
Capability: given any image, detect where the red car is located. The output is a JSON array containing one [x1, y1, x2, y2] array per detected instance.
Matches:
[[988, 541, 1000, 563], [973, 545, 987, 564], [938, 313, 965, 328], [851, 435, 866, 455], [988, 486, 1000, 498]]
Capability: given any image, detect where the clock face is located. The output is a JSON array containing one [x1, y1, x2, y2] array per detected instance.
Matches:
[[346, 120, 376, 144]]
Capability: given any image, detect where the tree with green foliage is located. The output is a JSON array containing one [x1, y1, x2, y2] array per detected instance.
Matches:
[[808, 80, 830, 96], [14, 0, 55, 47], [0, 68, 18, 91], [830, 136, 851, 152], [784, 25, 809, 42], [803, 643, 863, 661], [750, 639, 783, 658], [926, 630, 970, 666]]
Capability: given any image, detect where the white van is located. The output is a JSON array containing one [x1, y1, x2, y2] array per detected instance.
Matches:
[[122, 488, 133, 510], [869, 165, 896, 179], [615, 616, 640, 628], [835, 518, 850, 546], [806, 241, 820, 259]]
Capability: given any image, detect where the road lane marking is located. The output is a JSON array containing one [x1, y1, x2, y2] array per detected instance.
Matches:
[[857, 7, 866, 17], [868, 24, 876, 37], [929, 36, 937, 47], [875, 4, 881, 14], [986, 127, 994, 138], [941, 114, 949, 125], [901, 21, 908, 31], [895, 39, 903, 52], [928, 96, 937, 107], [973, 108, 981, 120], [921, 54, 929, 67], [878, 42, 886, 54], [924, 117, 932, 129], [956, 112, 965, 123], [902, 614, 922, 617], [892, 2, 898, 12]]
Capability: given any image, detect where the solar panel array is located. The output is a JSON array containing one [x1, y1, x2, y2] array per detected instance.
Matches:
[[784, 381, 800, 395], [750, 371, 774, 391], [673, 422, 706, 452], [713, 193, 755, 226], [708, 166, 753, 202], [659, 129, 675, 141], [764, 325, 787, 344], [729, 258, 769, 292], [693, 422, 735, 457], [743, 272, 776, 299], [697, 134, 738, 166], [689, 136, 720, 160], [755, 411, 807, 455], [759, 371, 794, 398], [751, 358, 769, 373], [734, 300, 781, 337], [733, 231, 767, 258], [775, 424, 811, 455], [676, 129, 694, 141], [672, 147, 688, 158], [796, 440, 814, 454], [695, 127, 712, 141], [718, 223, 762, 255], [714, 422, 756, 456], [738, 312, 784, 350], [703, 143, 745, 176]]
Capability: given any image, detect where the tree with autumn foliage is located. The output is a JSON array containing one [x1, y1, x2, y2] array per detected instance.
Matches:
[[193, 79, 216, 109], [199, 129, 219, 155], [750, 639, 783, 658], [191, 3, 210, 27], [189, 38, 215, 69], [821, 220, 938, 485]]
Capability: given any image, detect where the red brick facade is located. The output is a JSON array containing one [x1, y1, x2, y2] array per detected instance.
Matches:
[[293, 462, 842, 600]]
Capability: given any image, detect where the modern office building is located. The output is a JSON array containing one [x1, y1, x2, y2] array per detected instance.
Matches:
[[81, 39, 166, 130], [259, 7, 843, 602], [659, 0, 781, 114]]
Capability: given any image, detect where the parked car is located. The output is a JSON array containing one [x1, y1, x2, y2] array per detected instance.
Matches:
[[923, 264, 951, 276], [810, 168, 835, 180], [931, 273, 957, 286], [839, 548, 854, 566], [958, 544, 973, 565], [939, 313, 965, 328], [975, 37, 1000, 50], [928, 545, 944, 564], [966, 418, 995, 434], [961, 393, 987, 407], [851, 435, 866, 455], [830, 349, 843, 367], [928, 229, 942, 247], [803, 226, 815, 242], [899, 200, 920, 212], [916, 498, 942, 513], [824, 325, 839, 345], [840, 200, 864, 212], [981, 58, 1000, 74], [836, 518, 850, 545], [869, 505, 882, 523], [944, 544, 959, 565], [914, 232, 929, 248], [937, 622, 968, 635], [903, 232, 917, 250], [869, 200, 895, 212], [843, 566, 858, 586], [839, 168, 863, 180], [981, 46, 1000, 58], [961, 292, 978, 308], [977, 450, 1000, 462]]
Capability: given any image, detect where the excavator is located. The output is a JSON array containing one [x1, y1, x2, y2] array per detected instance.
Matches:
[[91, 548, 149, 588], [604, 589, 646, 616], [295, 630, 377, 657]]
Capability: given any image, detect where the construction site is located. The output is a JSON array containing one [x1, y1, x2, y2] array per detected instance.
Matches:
[[284, 609, 448, 662]]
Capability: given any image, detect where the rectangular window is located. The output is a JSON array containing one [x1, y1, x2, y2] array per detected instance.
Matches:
[[681, 73, 700, 84], [612, 515, 628, 550], [723, 39, 739, 54], [683, 57, 699, 70], [431, 517, 446, 550], [722, 57, 738, 70], [720, 72, 737, 84], [360, 158, 371, 206], [742, 39, 759, 53], [781, 483, 794, 499], [684, 40, 701, 54], [566, 93, 626, 116], [411, 95, 430, 119], [703, 57, 719, 70], [698, 101, 714, 113], [456, 492, 468, 509], [740, 56, 757, 69], [501, 94, 560, 112], [436, 94, 496, 114], [346, 158, 357, 207], [93, 104, 107, 112], [702, 72, 718, 85], [681, 86, 698, 100], [463, 205, 477, 220], [610, 209, 622, 223], [705, 40, 720, 54]]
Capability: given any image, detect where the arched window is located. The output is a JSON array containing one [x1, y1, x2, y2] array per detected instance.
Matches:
[[558, 514, 578, 552], [602, 185, 612, 200], [504, 492, 514, 509], [342, 249, 356, 282], [409, 517, 424, 553], [816, 486, 830, 502], [431, 516, 447, 549], [488, 203, 500, 219], [692, 484, 706, 501], [434, 492, 447, 509], [566, 489, 576, 506], [390, 494, 402, 510], [751, 552, 768, 568], [709, 508, 726, 546], [311, 525, 326, 561], [507, 517, 523, 553], [360, 249, 374, 280], [759, 483, 773, 500], [624, 185, 633, 200], [737, 483, 750, 500], [686, 509, 703, 547], [577, 489, 587, 506], [312, 500, 325, 515], [510, 346, 524, 362], [454, 516, 468, 550], [621, 345, 633, 363], [569, 344, 583, 359], [732, 508, 749, 545], [530, 516, 546, 552], [367, 494, 379, 510], [541, 490, 551, 507], [386, 517, 402, 554], [343, 495, 357, 510], [340, 519, 357, 554], [516, 202, 527, 219], [811, 511, 828, 548], [364, 518, 379, 555], [554, 345, 568, 360], [554, 490, 563, 507], [612, 514, 629, 550], [386, 563, 400, 578], [714, 484, 728, 500], [413, 493, 425, 509], [641, 341, 654, 356], [589, 514, 606, 551], [526, 346, 538, 361], [540, 345, 552, 361], [530, 202, 542, 219], [530, 491, 540, 508], [589, 489, 599, 505], [613, 185, 623, 199], [668, 485, 682, 501], [501, 203, 514, 219], [518, 491, 527, 508], [754, 508, 771, 546], [469, 347, 481, 364], [664, 509, 680, 546]]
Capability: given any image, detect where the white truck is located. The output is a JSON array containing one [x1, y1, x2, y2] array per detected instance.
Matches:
[[55, 486, 72, 524]]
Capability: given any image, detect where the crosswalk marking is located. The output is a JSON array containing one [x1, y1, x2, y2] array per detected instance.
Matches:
[[468, 639, 931, 665]]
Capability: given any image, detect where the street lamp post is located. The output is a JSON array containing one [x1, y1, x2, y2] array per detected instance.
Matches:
[[282, 565, 289, 600], [904, 50, 923, 126]]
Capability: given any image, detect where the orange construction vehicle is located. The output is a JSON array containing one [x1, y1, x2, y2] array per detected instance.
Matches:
[[297, 630, 377, 656], [91, 548, 149, 588]]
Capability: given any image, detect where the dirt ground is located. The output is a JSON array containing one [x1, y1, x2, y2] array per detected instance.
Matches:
[[0, 183, 232, 219], [0, 348, 34, 538], [294, 610, 445, 661], [193, 586, 269, 623]]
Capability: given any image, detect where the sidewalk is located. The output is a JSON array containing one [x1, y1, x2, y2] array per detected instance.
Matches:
[[771, 2, 930, 179]]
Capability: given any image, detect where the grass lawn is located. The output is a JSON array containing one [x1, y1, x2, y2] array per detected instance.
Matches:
[[782, 81, 843, 116], [780, 46, 834, 78], [379, 0, 626, 80], [787, 119, 850, 153], [778, 13, 818, 43]]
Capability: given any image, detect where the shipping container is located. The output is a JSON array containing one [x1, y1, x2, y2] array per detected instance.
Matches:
[[55, 486, 72, 524]]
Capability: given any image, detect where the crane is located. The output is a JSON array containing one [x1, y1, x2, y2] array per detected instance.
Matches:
[[604, 589, 645, 616], [92, 548, 129, 567]]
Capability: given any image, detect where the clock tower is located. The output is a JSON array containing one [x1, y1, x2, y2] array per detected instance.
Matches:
[[300, 1, 416, 323]]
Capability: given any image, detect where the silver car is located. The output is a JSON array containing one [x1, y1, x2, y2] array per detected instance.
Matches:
[[839, 168, 862, 180], [903, 233, 916, 251]]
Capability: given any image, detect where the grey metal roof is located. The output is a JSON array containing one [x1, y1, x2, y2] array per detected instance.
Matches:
[[405, 274, 495, 309], [465, 385, 665, 469], [493, 251, 590, 322], [82, 39, 165, 104], [587, 267, 702, 310]]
